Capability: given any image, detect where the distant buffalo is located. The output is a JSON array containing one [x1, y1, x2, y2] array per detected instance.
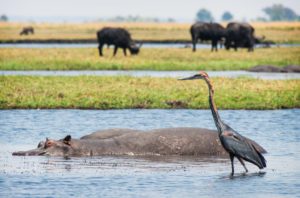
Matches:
[[20, 26, 34, 35], [190, 22, 226, 52], [224, 22, 255, 52], [97, 27, 142, 56]]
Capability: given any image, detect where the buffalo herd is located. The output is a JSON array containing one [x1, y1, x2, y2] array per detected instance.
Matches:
[[190, 22, 260, 52], [97, 22, 266, 56], [190, 22, 225, 52]]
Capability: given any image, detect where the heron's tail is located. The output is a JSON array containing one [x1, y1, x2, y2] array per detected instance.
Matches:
[[254, 147, 267, 169]]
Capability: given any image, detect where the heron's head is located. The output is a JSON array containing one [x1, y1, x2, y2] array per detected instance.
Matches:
[[179, 71, 209, 81]]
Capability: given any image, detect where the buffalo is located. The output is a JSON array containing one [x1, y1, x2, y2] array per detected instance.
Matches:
[[190, 22, 226, 52], [224, 22, 255, 52], [97, 27, 142, 56], [20, 26, 34, 35]]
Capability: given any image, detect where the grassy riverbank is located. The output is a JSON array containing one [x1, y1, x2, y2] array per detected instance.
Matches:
[[1, 47, 299, 71], [0, 76, 299, 109], [1, 22, 300, 43]]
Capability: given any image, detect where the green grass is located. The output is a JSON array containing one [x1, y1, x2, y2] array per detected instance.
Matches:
[[1, 76, 299, 109], [0, 47, 299, 71]]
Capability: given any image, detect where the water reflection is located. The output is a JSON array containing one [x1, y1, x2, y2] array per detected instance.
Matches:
[[222, 171, 267, 180]]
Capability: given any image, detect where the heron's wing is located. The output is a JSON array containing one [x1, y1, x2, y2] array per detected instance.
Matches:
[[221, 130, 266, 168], [222, 123, 267, 153]]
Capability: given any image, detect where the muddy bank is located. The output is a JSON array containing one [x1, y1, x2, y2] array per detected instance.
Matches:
[[249, 65, 300, 73]]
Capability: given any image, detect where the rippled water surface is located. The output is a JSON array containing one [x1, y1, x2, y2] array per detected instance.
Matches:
[[1, 70, 300, 80], [0, 109, 299, 197]]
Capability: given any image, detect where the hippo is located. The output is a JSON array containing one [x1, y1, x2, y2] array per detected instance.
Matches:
[[12, 128, 266, 157], [282, 65, 300, 73], [248, 65, 283, 73], [249, 65, 300, 73]]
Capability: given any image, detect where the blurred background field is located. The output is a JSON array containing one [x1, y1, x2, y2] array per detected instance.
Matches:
[[1, 22, 300, 43], [1, 47, 299, 71]]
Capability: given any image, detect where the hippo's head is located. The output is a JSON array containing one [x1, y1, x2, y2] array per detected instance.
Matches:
[[12, 135, 74, 156]]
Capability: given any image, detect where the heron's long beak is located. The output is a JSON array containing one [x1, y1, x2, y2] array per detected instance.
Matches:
[[178, 74, 201, 81]]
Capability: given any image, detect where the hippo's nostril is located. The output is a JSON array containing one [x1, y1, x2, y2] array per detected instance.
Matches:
[[12, 152, 21, 156]]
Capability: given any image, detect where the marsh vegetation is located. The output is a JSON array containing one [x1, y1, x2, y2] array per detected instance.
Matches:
[[1, 76, 299, 109], [0, 47, 299, 71]]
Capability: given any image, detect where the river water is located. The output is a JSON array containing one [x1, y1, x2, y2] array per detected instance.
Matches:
[[0, 43, 299, 49], [1, 70, 300, 80], [0, 109, 299, 197]]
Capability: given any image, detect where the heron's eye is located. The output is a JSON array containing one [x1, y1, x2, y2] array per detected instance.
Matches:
[[199, 71, 208, 78]]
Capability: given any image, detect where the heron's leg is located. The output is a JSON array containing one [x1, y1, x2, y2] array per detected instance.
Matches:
[[237, 157, 248, 173], [230, 154, 234, 176]]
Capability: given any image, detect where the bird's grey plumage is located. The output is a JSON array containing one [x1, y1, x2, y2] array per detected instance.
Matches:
[[180, 71, 266, 175], [220, 123, 266, 169]]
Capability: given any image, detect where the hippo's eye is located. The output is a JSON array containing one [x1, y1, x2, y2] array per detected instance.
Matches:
[[45, 141, 54, 148]]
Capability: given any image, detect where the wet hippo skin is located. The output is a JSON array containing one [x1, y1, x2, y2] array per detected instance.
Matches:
[[12, 128, 266, 157]]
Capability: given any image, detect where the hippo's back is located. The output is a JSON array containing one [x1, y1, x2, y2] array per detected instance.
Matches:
[[80, 128, 142, 140], [80, 127, 266, 157], [112, 127, 227, 156]]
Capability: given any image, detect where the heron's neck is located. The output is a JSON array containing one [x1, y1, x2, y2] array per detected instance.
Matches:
[[204, 78, 223, 133]]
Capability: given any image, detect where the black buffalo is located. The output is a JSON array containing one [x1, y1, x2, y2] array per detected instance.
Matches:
[[20, 26, 34, 35], [224, 22, 255, 52], [190, 22, 226, 52], [96, 27, 142, 56]]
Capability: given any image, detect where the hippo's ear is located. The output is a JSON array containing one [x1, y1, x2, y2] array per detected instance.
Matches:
[[63, 135, 72, 145]]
